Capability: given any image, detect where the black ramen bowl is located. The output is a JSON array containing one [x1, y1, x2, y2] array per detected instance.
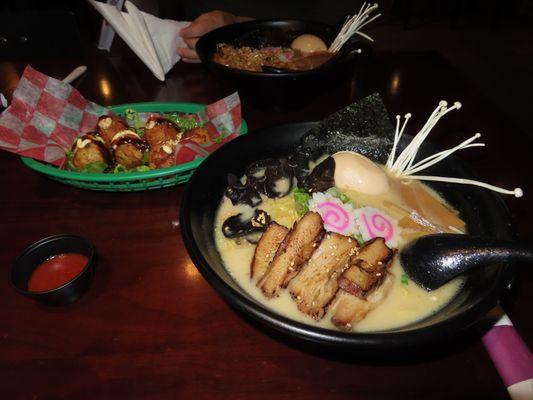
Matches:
[[180, 122, 514, 349], [196, 19, 369, 109], [10, 234, 95, 306]]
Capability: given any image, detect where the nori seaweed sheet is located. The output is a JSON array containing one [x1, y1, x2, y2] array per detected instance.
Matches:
[[297, 93, 394, 164]]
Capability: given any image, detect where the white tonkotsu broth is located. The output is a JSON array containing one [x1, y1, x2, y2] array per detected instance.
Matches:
[[214, 173, 464, 332]]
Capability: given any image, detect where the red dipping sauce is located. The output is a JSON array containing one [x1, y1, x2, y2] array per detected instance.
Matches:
[[28, 253, 88, 292]]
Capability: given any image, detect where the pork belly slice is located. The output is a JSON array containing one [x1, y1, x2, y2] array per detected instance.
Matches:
[[251, 222, 289, 281], [331, 238, 394, 330], [356, 237, 394, 272], [289, 232, 358, 320], [338, 266, 378, 297], [257, 212, 324, 298], [331, 275, 394, 331], [337, 237, 393, 298]]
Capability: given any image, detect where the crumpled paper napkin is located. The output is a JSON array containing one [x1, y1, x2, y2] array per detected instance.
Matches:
[[89, 0, 190, 81]]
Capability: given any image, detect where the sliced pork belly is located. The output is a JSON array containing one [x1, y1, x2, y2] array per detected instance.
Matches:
[[337, 237, 393, 297], [356, 237, 394, 272], [331, 275, 394, 330], [289, 232, 358, 320], [251, 222, 289, 281], [331, 238, 394, 330], [257, 212, 324, 298]]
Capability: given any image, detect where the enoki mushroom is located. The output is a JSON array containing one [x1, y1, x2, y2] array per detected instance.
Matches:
[[385, 101, 523, 198], [329, 2, 381, 53]]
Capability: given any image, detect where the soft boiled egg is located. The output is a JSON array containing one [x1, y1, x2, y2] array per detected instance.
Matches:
[[332, 151, 390, 195], [291, 34, 328, 53]]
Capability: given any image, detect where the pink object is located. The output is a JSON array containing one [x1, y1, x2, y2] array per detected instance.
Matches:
[[356, 207, 399, 247], [309, 192, 358, 236], [317, 201, 351, 233], [482, 314, 533, 398], [361, 212, 394, 242]]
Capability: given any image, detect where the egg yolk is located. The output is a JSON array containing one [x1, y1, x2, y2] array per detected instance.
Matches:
[[332, 151, 390, 195]]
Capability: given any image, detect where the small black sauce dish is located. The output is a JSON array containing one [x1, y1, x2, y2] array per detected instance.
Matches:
[[10, 234, 95, 306]]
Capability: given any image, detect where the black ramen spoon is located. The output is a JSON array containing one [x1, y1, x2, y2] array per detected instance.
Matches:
[[400, 234, 533, 291]]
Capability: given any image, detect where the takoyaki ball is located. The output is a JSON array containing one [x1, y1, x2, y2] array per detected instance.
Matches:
[[70, 134, 111, 170], [185, 127, 211, 144], [96, 115, 129, 147], [111, 130, 149, 169], [144, 117, 182, 145], [149, 140, 176, 169]]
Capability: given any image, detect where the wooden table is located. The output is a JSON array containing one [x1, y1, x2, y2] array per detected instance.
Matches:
[[0, 49, 531, 399]]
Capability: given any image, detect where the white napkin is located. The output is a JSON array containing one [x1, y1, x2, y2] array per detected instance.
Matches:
[[89, 0, 190, 81]]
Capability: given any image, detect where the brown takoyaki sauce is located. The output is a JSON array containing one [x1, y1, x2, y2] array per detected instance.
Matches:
[[112, 135, 149, 152], [95, 116, 129, 147]]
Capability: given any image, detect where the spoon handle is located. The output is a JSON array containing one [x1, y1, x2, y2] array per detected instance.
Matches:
[[482, 309, 533, 399]]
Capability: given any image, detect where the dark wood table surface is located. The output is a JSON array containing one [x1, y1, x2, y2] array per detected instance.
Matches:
[[0, 48, 531, 400]]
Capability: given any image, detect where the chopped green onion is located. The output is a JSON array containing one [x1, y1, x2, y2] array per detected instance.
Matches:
[[112, 164, 127, 173], [164, 113, 202, 131], [326, 187, 353, 204], [112, 164, 152, 173], [73, 161, 108, 173], [125, 108, 137, 121], [401, 273, 409, 286], [354, 232, 365, 245], [143, 150, 150, 163], [133, 165, 151, 172], [124, 108, 145, 135], [131, 126, 144, 137], [293, 187, 311, 216]]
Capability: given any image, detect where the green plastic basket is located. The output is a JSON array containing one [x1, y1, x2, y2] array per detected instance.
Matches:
[[21, 102, 248, 192]]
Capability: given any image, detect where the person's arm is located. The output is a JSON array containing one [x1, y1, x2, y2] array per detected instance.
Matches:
[[177, 10, 252, 63]]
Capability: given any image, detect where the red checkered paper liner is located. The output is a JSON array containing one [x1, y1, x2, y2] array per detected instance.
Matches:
[[0, 65, 110, 166], [175, 91, 241, 164]]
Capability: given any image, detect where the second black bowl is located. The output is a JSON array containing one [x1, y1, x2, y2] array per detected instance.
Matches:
[[196, 19, 368, 109]]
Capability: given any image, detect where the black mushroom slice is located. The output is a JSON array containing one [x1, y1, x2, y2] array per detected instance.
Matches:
[[245, 158, 276, 191], [225, 173, 262, 207], [287, 152, 311, 187], [222, 209, 272, 243], [246, 158, 294, 199], [264, 158, 294, 198], [303, 156, 336, 193]]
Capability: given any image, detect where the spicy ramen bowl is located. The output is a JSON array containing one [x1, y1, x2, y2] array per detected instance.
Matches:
[[196, 19, 368, 109], [180, 122, 514, 348]]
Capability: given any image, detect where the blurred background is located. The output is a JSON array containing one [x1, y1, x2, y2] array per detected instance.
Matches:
[[0, 0, 531, 132]]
